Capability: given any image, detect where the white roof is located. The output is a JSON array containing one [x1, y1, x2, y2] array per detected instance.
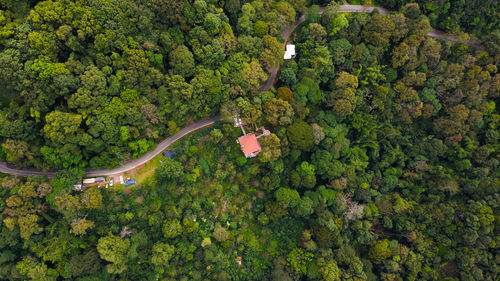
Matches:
[[284, 44, 295, 60]]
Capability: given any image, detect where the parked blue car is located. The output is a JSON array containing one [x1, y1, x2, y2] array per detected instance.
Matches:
[[124, 179, 136, 187]]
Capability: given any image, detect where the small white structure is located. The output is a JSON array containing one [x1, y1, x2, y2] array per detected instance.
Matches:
[[233, 117, 244, 128], [284, 44, 296, 60]]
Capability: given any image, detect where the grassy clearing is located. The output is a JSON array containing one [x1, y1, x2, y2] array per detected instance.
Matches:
[[129, 154, 162, 185], [124, 124, 216, 186]]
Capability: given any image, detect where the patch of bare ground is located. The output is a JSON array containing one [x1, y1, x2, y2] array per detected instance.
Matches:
[[196, 134, 211, 146]]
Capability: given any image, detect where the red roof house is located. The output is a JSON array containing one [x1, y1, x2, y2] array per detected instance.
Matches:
[[237, 133, 261, 158]]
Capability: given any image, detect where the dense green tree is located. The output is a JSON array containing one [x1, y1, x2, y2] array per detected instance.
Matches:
[[275, 187, 300, 209], [213, 224, 230, 242], [151, 242, 174, 273], [287, 248, 313, 275], [1, 139, 34, 166], [368, 240, 392, 264], [163, 219, 182, 239], [259, 133, 282, 162], [70, 218, 95, 236], [204, 13, 221, 36], [156, 158, 184, 183], [253, 20, 268, 37], [261, 35, 284, 70], [18, 214, 42, 240], [16, 256, 56, 281], [169, 45, 195, 77], [321, 4, 348, 36], [97, 234, 130, 274], [287, 120, 314, 151], [43, 111, 84, 145], [263, 98, 294, 126], [242, 59, 267, 92], [318, 258, 341, 281]]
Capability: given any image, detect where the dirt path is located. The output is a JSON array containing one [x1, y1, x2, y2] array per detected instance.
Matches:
[[259, 11, 309, 92]]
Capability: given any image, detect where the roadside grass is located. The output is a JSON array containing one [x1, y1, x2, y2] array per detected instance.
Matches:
[[129, 154, 162, 185], [123, 125, 216, 186]]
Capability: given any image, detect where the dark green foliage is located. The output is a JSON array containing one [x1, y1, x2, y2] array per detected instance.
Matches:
[[0, 0, 274, 170], [375, 1, 498, 36], [156, 158, 184, 183], [0, 2, 498, 281], [287, 120, 314, 151], [169, 45, 195, 77]]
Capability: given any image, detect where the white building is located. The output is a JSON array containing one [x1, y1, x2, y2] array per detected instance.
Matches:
[[284, 44, 296, 60]]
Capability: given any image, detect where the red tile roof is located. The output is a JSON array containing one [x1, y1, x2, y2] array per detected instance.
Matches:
[[238, 134, 261, 157]]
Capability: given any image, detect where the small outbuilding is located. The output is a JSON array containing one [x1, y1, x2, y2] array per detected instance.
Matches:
[[284, 44, 296, 60]]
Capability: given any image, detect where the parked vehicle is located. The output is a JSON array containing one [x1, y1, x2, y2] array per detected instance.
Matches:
[[124, 179, 136, 187], [83, 178, 96, 184], [119, 176, 124, 184], [109, 178, 114, 186]]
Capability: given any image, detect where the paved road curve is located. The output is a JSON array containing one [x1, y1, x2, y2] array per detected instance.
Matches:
[[0, 116, 219, 177], [86, 115, 220, 176], [0, 162, 56, 177], [1, 5, 477, 177]]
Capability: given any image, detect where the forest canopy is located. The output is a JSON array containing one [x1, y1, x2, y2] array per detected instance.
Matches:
[[0, 0, 498, 281]]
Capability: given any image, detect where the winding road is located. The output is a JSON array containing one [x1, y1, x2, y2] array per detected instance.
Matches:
[[0, 116, 219, 178], [0, 5, 479, 178]]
